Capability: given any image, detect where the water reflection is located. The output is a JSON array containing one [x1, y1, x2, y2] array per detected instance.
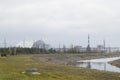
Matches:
[[87, 62, 91, 68], [73, 57, 120, 72]]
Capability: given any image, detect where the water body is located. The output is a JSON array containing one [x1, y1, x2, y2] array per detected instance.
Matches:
[[75, 57, 120, 72]]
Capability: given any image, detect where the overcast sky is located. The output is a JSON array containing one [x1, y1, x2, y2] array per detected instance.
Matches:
[[0, 0, 120, 47]]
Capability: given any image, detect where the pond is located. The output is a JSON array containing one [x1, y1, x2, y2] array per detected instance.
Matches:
[[74, 57, 120, 72]]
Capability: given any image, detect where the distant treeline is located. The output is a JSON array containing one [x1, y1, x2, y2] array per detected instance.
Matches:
[[0, 47, 99, 56], [0, 47, 57, 55]]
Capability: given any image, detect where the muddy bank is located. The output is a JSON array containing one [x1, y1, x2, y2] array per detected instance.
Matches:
[[109, 59, 120, 68], [32, 53, 120, 65]]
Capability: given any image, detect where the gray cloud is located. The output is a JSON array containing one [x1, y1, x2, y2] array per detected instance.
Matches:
[[0, 0, 120, 47]]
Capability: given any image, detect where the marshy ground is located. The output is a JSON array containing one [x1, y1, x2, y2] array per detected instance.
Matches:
[[0, 53, 120, 80]]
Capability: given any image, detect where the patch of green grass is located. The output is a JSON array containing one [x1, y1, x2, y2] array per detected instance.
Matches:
[[0, 54, 120, 80]]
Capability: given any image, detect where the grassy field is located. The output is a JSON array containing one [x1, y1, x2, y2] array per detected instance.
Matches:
[[0, 54, 120, 80]]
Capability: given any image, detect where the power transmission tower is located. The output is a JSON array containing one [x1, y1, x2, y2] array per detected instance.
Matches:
[[86, 34, 91, 52], [63, 44, 66, 53], [59, 44, 61, 53], [103, 39, 106, 54], [4, 38, 7, 48], [71, 44, 74, 53]]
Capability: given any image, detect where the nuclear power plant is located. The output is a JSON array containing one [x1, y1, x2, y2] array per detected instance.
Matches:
[[1, 35, 120, 54]]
